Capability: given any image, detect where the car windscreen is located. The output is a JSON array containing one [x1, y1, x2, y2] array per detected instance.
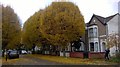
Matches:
[[10, 51, 17, 54]]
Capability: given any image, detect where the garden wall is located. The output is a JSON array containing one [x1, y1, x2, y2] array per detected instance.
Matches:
[[60, 51, 105, 59], [88, 52, 105, 59], [70, 52, 83, 58]]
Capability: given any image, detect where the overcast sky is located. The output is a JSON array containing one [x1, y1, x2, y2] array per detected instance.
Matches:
[[0, 0, 120, 26]]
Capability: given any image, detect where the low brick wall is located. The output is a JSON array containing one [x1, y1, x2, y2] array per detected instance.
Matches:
[[70, 52, 83, 58], [89, 52, 105, 59]]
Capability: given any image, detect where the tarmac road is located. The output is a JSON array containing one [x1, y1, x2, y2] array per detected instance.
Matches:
[[2, 54, 63, 65]]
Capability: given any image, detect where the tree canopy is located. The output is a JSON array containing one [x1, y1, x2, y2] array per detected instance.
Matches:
[[22, 2, 85, 50], [40, 2, 85, 48], [106, 34, 120, 49], [2, 5, 21, 49], [22, 10, 47, 49]]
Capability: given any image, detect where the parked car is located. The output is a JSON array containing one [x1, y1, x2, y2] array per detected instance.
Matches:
[[8, 50, 19, 59], [21, 50, 28, 54]]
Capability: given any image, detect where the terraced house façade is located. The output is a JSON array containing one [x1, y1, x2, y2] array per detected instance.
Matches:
[[86, 13, 120, 56]]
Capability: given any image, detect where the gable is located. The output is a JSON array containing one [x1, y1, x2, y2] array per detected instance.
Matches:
[[107, 14, 119, 35], [88, 14, 106, 26], [89, 17, 98, 25], [88, 15, 104, 27], [105, 13, 118, 23], [107, 14, 119, 24]]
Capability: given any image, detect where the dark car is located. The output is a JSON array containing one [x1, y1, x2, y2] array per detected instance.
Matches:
[[8, 50, 19, 59]]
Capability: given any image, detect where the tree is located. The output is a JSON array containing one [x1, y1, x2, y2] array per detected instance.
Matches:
[[40, 2, 85, 53], [0, 5, 2, 50], [22, 10, 47, 50], [2, 5, 21, 49], [106, 33, 120, 57]]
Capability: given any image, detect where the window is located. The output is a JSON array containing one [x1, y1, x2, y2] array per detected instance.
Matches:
[[94, 27, 97, 37], [89, 28, 94, 37], [90, 42, 94, 51], [102, 42, 106, 52], [94, 42, 98, 52], [89, 27, 98, 38]]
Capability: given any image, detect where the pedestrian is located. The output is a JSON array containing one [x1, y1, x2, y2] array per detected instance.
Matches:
[[105, 48, 110, 60]]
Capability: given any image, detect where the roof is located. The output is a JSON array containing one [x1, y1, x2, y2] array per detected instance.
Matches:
[[105, 13, 118, 22], [85, 23, 89, 27], [94, 14, 105, 24], [87, 13, 119, 27], [88, 14, 106, 26]]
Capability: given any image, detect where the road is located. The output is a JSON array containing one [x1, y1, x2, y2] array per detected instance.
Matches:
[[2, 54, 120, 66], [2, 54, 64, 65]]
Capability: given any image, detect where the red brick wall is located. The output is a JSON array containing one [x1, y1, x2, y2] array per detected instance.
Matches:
[[89, 52, 105, 59], [70, 52, 83, 58]]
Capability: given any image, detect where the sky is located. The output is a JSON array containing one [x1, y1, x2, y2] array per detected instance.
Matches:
[[0, 0, 120, 26]]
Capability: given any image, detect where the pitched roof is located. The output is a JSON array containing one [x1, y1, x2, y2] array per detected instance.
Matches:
[[105, 13, 118, 22], [88, 14, 106, 25], [85, 23, 89, 27], [87, 13, 119, 26], [94, 14, 106, 24]]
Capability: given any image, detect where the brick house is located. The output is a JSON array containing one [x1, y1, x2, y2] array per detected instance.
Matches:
[[62, 13, 119, 58], [86, 13, 120, 56]]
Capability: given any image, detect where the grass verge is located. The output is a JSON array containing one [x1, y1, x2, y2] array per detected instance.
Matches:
[[109, 57, 120, 63], [28, 54, 117, 65]]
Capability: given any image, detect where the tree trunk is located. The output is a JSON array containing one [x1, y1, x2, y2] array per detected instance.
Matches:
[[70, 43, 72, 52], [32, 49, 35, 54], [62, 48, 65, 57]]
